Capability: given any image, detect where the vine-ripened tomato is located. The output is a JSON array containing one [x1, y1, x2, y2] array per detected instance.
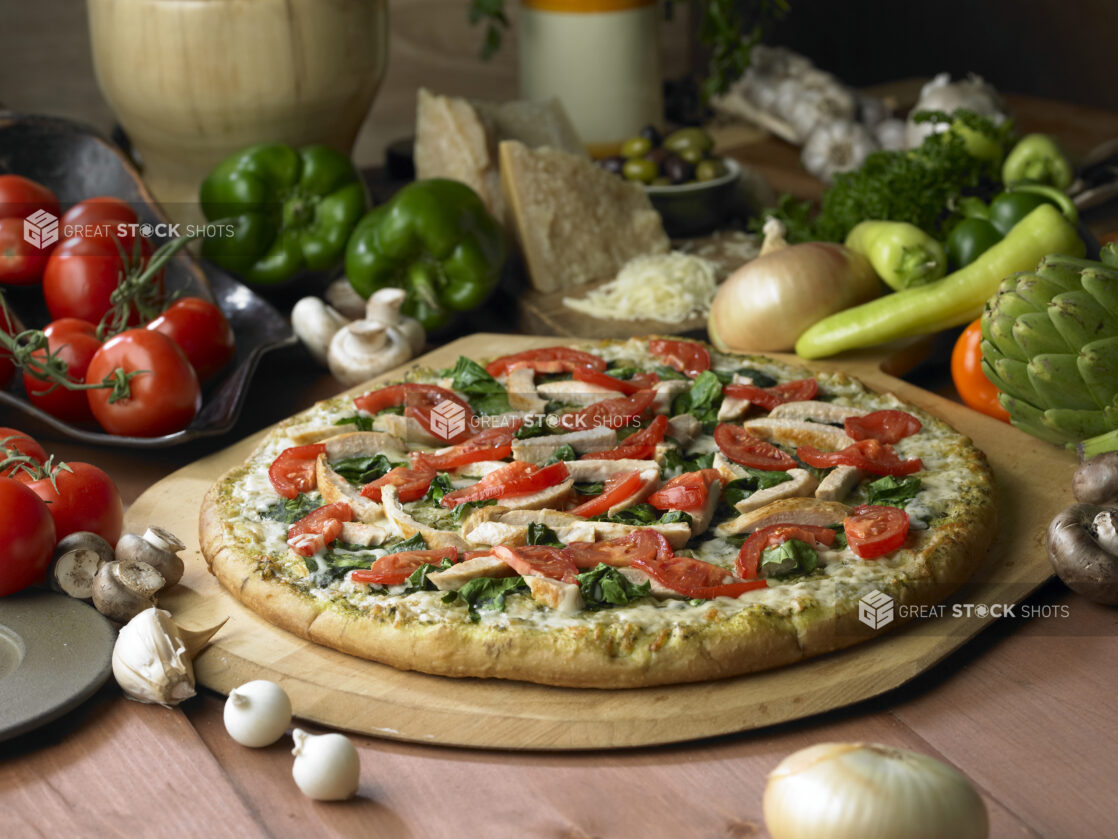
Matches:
[[84, 329, 201, 437], [354, 383, 475, 445], [23, 318, 102, 424], [843, 504, 910, 559], [563, 530, 673, 569], [0, 477, 56, 596], [582, 414, 669, 461], [146, 297, 235, 383], [797, 439, 922, 477], [493, 545, 579, 583], [556, 389, 655, 432], [360, 466, 436, 503], [411, 422, 521, 471], [649, 338, 711, 377], [0, 175, 60, 221], [0, 217, 50, 285], [0, 427, 47, 477], [440, 460, 570, 508], [485, 347, 606, 378], [23, 461, 124, 544], [714, 423, 797, 471], [571, 368, 658, 395], [350, 547, 459, 586], [43, 199, 156, 325], [723, 378, 818, 411], [844, 410, 923, 444], [287, 501, 353, 557], [569, 470, 645, 518], [631, 553, 766, 599], [952, 318, 1011, 422], [268, 443, 326, 499], [647, 468, 722, 511], [736, 523, 837, 579]]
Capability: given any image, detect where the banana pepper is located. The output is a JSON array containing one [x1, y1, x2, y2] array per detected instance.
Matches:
[[844, 220, 947, 291], [1002, 133, 1074, 190], [344, 179, 507, 332], [200, 144, 366, 285], [796, 203, 1085, 359]]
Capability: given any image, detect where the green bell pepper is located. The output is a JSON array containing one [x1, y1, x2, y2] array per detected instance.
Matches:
[[948, 184, 1079, 269], [1002, 133, 1074, 190], [844, 220, 947, 292], [946, 217, 1003, 269], [345, 179, 506, 332], [200, 144, 366, 285]]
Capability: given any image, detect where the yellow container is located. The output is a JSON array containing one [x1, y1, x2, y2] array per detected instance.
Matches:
[[518, 0, 662, 155]]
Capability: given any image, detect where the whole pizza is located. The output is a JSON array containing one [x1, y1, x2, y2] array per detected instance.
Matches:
[[200, 337, 995, 688]]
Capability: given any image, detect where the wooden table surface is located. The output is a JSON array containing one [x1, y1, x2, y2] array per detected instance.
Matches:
[[3, 92, 1118, 839]]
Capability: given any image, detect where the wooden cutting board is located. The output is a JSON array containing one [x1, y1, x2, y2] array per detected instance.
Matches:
[[126, 333, 1076, 751]]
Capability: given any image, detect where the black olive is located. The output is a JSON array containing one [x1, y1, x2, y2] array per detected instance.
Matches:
[[662, 153, 695, 184], [599, 155, 626, 175], [639, 124, 662, 146], [647, 147, 670, 169]]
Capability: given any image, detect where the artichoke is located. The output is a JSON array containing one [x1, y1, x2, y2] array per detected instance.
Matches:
[[981, 247, 1118, 454]]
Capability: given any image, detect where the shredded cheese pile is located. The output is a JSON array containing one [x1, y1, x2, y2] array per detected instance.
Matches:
[[562, 252, 719, 324]]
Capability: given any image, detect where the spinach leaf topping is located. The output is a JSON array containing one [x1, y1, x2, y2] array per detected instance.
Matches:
[[670, 370, 723, 426], [760, 539, 819, 577], [722, 469, 793, 508], [544, 444, 577, 465], [444, 577, 529, 621], [446, 355, 511, 415], [261, 493, 321, 524], [866, 475, 922, 508], [330, 453, 398, 486], [527, 522, 564, 547], [577, 563, 651, 609], [335, 414, 374, 431], [422, 473, 456, 503]]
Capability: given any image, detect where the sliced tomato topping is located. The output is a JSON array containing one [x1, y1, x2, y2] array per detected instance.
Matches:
[[581, 414, 669, 461], [350, 547, 459, 585], [287, 502, 354, 557], [632, 554, 765, 599], [736, 524, 837, 579], [411, 421, 521, 471], [440, 460, 570, 508], [844, 504, 910, 559], [563, 529, 674, 569], [572, 367, 659, 395], [569, 470, 645, 518], [649, 338, 711, 378], [722, 378, 818, 411], [714, 423, 797, 471], [492, 544, 579, 583], [797, 439, 922, 477], [844, 409, 923, 444], [647, 468, 722, 511], [354, 383, 475, 444], [557, 389, 655, 433], [485, 347, 606, 378], [269, 443, 326, 499], [360, 466, 437, 503]]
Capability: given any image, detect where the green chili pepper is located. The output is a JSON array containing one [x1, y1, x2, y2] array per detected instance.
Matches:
[[344, 179, 507, 332], [200, 144, 366, 285], [795, 203, 1085, 359], [946, 217, 1003, 269], [1002, 133, 1074, 190], [844, 220, 947, 292]]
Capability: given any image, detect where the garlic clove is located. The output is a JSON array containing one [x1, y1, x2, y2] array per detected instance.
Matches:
[[291, 728, 360, 801], [113, 608, 194, 706], [178, 616, 229, 659]]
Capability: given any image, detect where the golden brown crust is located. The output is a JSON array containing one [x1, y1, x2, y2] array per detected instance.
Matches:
[[198, 341, 997, 689]]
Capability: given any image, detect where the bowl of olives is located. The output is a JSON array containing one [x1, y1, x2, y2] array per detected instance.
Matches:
[[600, 126, 740, 236]]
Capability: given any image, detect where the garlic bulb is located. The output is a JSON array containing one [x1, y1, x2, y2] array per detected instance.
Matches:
[[291, 729, 360, 801], [112, 608, 226, 706], [905, 73, 1009, 149], [764, 742, 988, 839], [224, 680, 293, 747], [801, 120, 879, 183]]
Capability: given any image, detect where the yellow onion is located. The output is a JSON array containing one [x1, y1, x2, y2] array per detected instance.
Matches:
[[708, 220, 880, 353], [764, 742, 988, 839]]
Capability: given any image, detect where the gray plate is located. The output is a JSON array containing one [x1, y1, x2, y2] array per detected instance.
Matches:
[[0, 112, 297, 447], [0, 590, 116, 742]]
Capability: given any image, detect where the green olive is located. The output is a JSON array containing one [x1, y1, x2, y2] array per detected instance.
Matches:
[[679, 147, 705, 165], [695, 158, 728, 182], [663, 127, 714, 156], [622, 156, 659, 184], [620, 136, 652, 159]]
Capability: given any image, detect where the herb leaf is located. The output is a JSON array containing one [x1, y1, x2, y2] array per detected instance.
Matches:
[[760, 539, 819, 577], [527, 522, 564, 547], [330, 454, 397, 485], [577, 563, 651, 609], [544, 444, 577, 465], [422, 473, 456, 503], [260, 493, 320, 524], [723, 469, 792, 508], [866, 475, 923, 508], [335, 414, 374, 431], [671, 370, 723, 426], [574, 481, 605, 496], [404, 557, 454, 592], [446, 576, 529, 621], [447, 355, 511, 415]]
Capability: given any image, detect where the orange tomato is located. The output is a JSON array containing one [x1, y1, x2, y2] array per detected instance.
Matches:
[[951, 319, 1011, 422]]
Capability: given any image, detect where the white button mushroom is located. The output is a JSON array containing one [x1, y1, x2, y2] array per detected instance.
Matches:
[[327, 320, 413, 387], [223, 680, 293, 747], [291, 728, 361, 801], [292, 297, 350, 366]]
